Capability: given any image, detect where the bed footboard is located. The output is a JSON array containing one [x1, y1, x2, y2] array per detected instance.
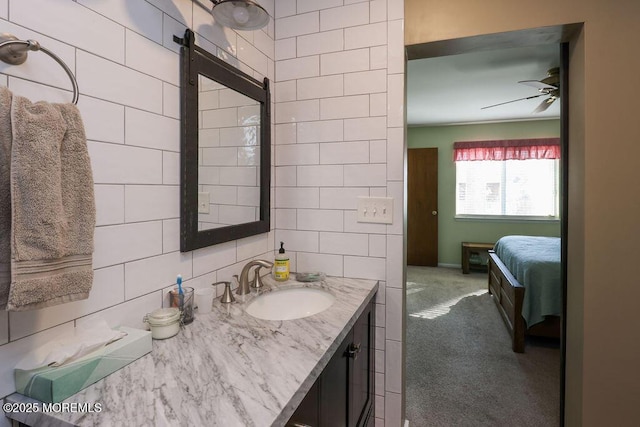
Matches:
[[487, 250, 561, 353], [487, 250, 526, 352]]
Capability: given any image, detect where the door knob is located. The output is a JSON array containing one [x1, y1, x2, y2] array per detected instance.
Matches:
[[431, 210, 438, 216]]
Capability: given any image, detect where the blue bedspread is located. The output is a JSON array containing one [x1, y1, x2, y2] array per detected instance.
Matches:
[[494, 235, 561, 327]]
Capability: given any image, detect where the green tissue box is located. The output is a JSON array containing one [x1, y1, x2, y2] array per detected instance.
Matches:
[[14, 327, 152, 403]]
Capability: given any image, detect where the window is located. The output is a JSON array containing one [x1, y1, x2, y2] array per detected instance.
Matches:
[[453, 138, 560, 219], [455, 159, 559, 218]]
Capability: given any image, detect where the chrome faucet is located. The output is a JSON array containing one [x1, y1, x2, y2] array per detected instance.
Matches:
[[237, 259, 274, 295]]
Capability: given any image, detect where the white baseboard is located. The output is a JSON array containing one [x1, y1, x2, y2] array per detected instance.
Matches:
[[404, 420, 410, 427]]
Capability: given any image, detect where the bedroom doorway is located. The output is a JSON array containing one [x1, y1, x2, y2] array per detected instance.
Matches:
[[404, 25, 577, 426]]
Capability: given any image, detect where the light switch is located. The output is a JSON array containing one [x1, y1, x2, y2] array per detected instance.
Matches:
[[198, 192, 210, 214], [357, 197, 393, 224]]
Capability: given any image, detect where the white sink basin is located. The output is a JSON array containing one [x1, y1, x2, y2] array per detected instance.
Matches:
[[245, 287, 335, 321]]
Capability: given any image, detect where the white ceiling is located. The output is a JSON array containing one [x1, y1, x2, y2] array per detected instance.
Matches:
[[407, 44, 561, 126]]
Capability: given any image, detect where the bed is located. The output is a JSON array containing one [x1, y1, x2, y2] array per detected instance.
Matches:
[[487, 235, 561, 353]]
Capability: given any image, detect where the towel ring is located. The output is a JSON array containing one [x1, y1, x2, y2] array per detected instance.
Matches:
[[0, 33, 79, 105]]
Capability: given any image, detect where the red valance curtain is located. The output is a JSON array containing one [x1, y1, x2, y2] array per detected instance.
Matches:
[[453, 138, 561, 161]]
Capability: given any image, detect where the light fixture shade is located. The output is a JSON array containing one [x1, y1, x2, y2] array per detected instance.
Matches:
[[211, 0, 269, 30]]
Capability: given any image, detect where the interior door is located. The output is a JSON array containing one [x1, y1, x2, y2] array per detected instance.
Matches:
[[407, 148, 438, 266]]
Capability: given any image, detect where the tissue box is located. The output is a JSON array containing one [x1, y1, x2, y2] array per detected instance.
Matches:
[[14, 327, 152, 403]]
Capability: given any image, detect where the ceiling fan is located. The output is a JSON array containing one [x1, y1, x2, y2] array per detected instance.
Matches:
[[482, 67, 560, 113]]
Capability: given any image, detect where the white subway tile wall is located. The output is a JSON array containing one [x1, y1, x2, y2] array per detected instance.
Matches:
[[77, 96, 126, 144], [162, 82, 180, 119], [297, 29, 344, 56], [125, 108, 180, 151], [12, 0, 126, 63], [0, 0, 276, 400], [274, 1, 404, 425], [276, 12, 319, 39], [94, 185, 125, 226], [78, 51, 164, 114], [275, 37, 297, 60], [163, 151, 180, 185]]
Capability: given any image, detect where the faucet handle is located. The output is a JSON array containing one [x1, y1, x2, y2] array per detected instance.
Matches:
[[214, 281, 235, 304], [251, 266, 266, 289]]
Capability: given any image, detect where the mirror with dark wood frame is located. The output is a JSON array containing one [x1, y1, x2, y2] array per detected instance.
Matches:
[[175, 29, 270, 252]]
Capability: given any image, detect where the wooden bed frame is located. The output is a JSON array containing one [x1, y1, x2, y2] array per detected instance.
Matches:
[[487, 250, 560, 353]]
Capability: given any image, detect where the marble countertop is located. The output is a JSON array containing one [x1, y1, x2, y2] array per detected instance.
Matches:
[[4, 274, 378, 427]]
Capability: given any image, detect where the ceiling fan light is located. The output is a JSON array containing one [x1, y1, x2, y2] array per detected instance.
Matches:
[[211, 0, 269, 30]]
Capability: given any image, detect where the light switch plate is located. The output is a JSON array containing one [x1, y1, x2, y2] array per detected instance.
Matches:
[[198, 192, 210, 214], [357, 197, 393, 224]]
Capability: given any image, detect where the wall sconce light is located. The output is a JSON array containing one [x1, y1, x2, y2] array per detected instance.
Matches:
[[210, 0, 269, 30]]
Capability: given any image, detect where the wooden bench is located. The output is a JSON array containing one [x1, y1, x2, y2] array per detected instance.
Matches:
[[461, 242, 495, 274]]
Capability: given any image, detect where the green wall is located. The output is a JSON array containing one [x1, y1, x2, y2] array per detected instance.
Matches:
[[408, 119, 562, 266]]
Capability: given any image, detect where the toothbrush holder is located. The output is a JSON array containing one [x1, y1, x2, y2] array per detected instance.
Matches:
[[169, 286, 195, 325]]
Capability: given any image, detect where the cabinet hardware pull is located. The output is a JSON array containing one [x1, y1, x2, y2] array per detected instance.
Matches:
[[348, 343, 361, 359], [289, 423, 312, 427]]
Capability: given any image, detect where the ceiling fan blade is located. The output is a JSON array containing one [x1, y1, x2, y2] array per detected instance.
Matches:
[[481, 94, 546, 110], [533, 97, 556, 113], [518, 80, 557, 90]]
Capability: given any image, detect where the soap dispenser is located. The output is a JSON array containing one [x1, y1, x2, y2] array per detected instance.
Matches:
[[274, 242, 290, 281]]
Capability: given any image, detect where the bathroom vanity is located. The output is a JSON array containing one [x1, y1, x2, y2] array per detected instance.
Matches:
[[287, 298, 375, 426], [3, 275, 377, 426]]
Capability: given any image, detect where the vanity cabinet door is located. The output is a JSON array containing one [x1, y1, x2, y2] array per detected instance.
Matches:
[[286, 336, 350, 427], [286, 299, 375, 427], [318, 334, 351, 426], [349, 301, 374, 427], [322, 300, 375, 427]]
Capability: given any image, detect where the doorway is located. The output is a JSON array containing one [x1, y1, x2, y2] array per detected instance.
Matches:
[[403, 25, 576, 426]]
